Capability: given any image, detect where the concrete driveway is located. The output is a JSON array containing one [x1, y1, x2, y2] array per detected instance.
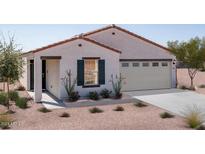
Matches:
[[125, 89, 205, 117]]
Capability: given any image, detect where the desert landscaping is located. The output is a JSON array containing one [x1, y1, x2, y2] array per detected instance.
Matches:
[[1, 68, 204, 130], [0, 89, 187, 130]]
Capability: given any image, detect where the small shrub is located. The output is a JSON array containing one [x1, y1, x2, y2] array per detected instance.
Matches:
[[199, 84, 205, 88], [179, 85, 196, 91], [179, 85, 189, 90], [88, 91, 99, 100], [134, 102, 147, 107], [0, 115, 12, 129], [110, 74, 125, 99], [100, 89, 112, 98], [15, 97, 28, 109], [5, 110, 15, 114], [160, 112, 175, 119], [16, 85, 26, 91], [38, 107, 52, 113], [8, 91, 19, 101], [69, 91, 80, 102], [183, 105, 204, 129], [0, 92, 8, 106], [59, 112, 70, 118], [23, 97, 33, 102], [89, 107, 103, 113], [62, 70, 79, 101], [196, 125, 205, 130], [113, 106, 124, 111], [115, 93, 122, 99]]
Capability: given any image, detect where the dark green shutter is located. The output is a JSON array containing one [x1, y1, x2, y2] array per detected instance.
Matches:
[[98, 60, 105, 85], [77, 60, 84, 86]]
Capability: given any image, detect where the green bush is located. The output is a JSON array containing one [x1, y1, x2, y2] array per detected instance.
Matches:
[[0, 92, 8, 106], [113, 106, 124, 111], [8, 91, 19, 101], [183, 105, 204, 129], [15, 97, 28, 109], [100, 89, 112, 98], [134, 102, 147, 107], [38, 107, 51, 113], [59, 112, 70, 118], [88, 91, 99, 100], [89, 107, 103, 113], [69, 91, 80, 102], [160, 112, 174, 119]]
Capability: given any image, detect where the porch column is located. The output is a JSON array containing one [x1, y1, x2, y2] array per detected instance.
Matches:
[[34, 56, 42, 103]]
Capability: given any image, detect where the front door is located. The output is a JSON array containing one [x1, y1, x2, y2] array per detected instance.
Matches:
[[42, 60, 46, 90]]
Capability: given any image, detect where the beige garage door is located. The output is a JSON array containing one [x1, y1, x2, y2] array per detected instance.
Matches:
[[120, 61, 172, 91]]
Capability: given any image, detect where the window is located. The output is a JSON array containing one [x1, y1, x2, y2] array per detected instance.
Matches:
[[122, 63, 129, 67], [142, 62, 149, 67], [133, 62, 139, 67], [152, 62, 159, 67], [84, 59, 99, 86], [162, 62, 168, 67]]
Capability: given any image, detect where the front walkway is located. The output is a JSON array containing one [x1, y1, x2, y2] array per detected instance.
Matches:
[[64, 97, 134, 108], [27, 91, 134, 109], [27, 91, 65, 109]]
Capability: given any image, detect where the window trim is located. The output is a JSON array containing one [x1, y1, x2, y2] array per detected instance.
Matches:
[[121, 62, 129, 67], [152, 62, 159, 67], [142, 62, 149, 67], [162, 62, 168, 67], [83, 58, 99, 87], [132, 62, 140, 67]]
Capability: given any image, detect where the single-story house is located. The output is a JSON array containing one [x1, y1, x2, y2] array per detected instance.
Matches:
[[21, 24, 176, 102]]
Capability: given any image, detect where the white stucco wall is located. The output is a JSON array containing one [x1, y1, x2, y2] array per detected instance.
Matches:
[[87, 28, 176, 88], [87, 28, 175, 60], [46, 60, 60, 98], [34, 39, 120, 99]]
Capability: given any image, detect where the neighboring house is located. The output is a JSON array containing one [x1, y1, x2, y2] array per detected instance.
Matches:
[[21, 24, 176, 102]]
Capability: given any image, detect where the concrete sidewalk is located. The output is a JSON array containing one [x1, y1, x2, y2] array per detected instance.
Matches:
[[27, 91, 66, 109]]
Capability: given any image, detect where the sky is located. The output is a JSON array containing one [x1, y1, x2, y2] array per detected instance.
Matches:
[[0, 24, 204, 52]]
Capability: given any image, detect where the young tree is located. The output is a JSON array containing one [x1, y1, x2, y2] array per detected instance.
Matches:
[[168, 37, 205, 89], [0, 34, 24, 110]]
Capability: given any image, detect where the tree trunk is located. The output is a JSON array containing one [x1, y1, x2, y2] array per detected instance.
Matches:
[[190, 77, 194, 89], [188, 68, 197, 90], [6, 79, 10, 110], [3, 82, 5, 91]]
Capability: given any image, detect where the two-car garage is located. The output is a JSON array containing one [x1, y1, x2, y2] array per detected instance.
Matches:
[[120, 60, 173, 91]]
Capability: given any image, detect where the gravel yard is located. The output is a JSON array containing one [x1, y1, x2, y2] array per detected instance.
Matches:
[[0, 100, 188, 130], [0, 74, 193, 130], [0, 87, 188, 130]]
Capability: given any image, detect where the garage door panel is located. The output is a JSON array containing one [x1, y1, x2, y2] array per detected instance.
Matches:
[[120, 61, 171, 91]]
